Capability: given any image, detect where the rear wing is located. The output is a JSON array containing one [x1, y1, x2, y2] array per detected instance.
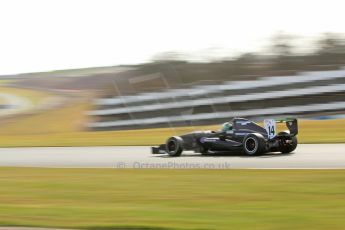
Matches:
[[276, 118, 298, 136], [264, 118, 298, 139]]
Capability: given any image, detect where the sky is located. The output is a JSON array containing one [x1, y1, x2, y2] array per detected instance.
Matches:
[[0, 0, 345, 75]]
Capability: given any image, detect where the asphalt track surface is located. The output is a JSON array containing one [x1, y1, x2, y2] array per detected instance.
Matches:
[[0, 144, 344, 169]]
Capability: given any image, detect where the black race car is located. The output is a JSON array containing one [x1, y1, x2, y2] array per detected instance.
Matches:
[[152, 118, 298, 156]]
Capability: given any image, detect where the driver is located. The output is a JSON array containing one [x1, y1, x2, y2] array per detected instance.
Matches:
[[221, 122, 233, 132]]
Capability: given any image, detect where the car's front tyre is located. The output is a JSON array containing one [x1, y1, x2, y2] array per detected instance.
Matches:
[[166, 136, 184, 157]]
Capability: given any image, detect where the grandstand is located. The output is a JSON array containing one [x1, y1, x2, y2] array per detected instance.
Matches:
[[88, 68, 345, 130]]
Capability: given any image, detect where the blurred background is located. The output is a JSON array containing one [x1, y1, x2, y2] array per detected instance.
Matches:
[[0, 0, 344, 146]]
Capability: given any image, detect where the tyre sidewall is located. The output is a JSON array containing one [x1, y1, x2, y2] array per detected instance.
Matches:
[[243, 133, 266, 156], [166, 136, 184, 156], [280, 135, 298, 153]]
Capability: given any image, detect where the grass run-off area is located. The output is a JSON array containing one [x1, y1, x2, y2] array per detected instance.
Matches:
[[0, 86, 50, 106], [0, 168, 344, 229]]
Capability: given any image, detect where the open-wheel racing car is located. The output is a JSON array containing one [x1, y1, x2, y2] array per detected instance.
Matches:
[[152, 118, 298, 156]]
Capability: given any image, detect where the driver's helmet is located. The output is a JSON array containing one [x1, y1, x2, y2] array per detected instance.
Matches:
[[221, 122, 233, 132]]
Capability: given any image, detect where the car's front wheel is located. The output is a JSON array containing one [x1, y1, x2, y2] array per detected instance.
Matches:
[[166, 136, 184, 157]]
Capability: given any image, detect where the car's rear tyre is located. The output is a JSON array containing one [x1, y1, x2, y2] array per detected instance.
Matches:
[[166, 136, 184, 157], [243, 133, 266, 156], [279, 135, 298, 154]]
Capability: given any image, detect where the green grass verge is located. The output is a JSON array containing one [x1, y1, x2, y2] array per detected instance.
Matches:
[[0, 168, 344, 229], [0, 86, 50, 106], [0, 118, 344, 147]]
